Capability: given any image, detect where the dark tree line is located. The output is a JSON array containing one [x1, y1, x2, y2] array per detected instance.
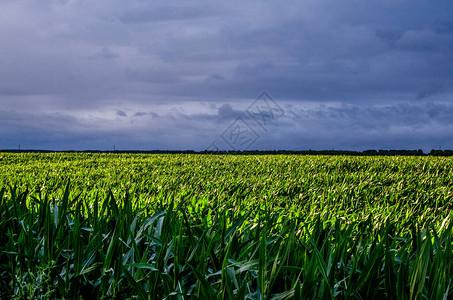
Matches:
[[2, 148, 453, 156]]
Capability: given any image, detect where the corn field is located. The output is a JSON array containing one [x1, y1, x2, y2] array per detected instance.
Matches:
[[1, 153, 453, 299]]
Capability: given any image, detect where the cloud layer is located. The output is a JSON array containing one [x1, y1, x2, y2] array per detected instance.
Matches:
[[1, 0, 453, 151]]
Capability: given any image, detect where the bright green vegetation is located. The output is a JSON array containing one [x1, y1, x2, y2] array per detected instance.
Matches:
[[0, 153, 453, 299]]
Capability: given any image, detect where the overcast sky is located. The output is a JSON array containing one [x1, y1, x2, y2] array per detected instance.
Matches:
[[1, 0, 453, 151]]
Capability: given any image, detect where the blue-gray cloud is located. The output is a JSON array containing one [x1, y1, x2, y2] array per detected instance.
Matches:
[[0, 0, 452, 150], [116, 110, 127, 117]]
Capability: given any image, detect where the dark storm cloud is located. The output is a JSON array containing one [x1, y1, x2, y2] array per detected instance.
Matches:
[[134, 111, 159, 118], [189, 104, 243, 122], [1, 0, 453, 150], [118, 4, 218, 24], [116, 110, 127, 117]]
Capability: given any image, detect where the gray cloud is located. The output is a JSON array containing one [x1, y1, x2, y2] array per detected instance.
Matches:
[[216, 104, 237, 121], [134, 111, 159, 118], [116, 110, 127, 117], [1, 100, 453, 152], [1, 0, 453, 150]]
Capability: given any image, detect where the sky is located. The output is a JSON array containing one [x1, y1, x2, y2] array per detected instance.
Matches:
[[1, 0, 453, 151]]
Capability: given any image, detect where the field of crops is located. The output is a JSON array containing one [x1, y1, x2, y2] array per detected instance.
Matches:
[[1, 153, 453, 299]]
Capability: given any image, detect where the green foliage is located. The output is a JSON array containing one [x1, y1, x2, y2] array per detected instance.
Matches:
[[0, 153, 453, 298]]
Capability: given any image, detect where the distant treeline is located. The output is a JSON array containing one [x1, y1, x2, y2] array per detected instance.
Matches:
[[202, 149, 453, 156], [2, 149, 453, 156]]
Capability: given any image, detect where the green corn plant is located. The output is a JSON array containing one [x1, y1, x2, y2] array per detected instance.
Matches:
[[0, 153, 453, 298]]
